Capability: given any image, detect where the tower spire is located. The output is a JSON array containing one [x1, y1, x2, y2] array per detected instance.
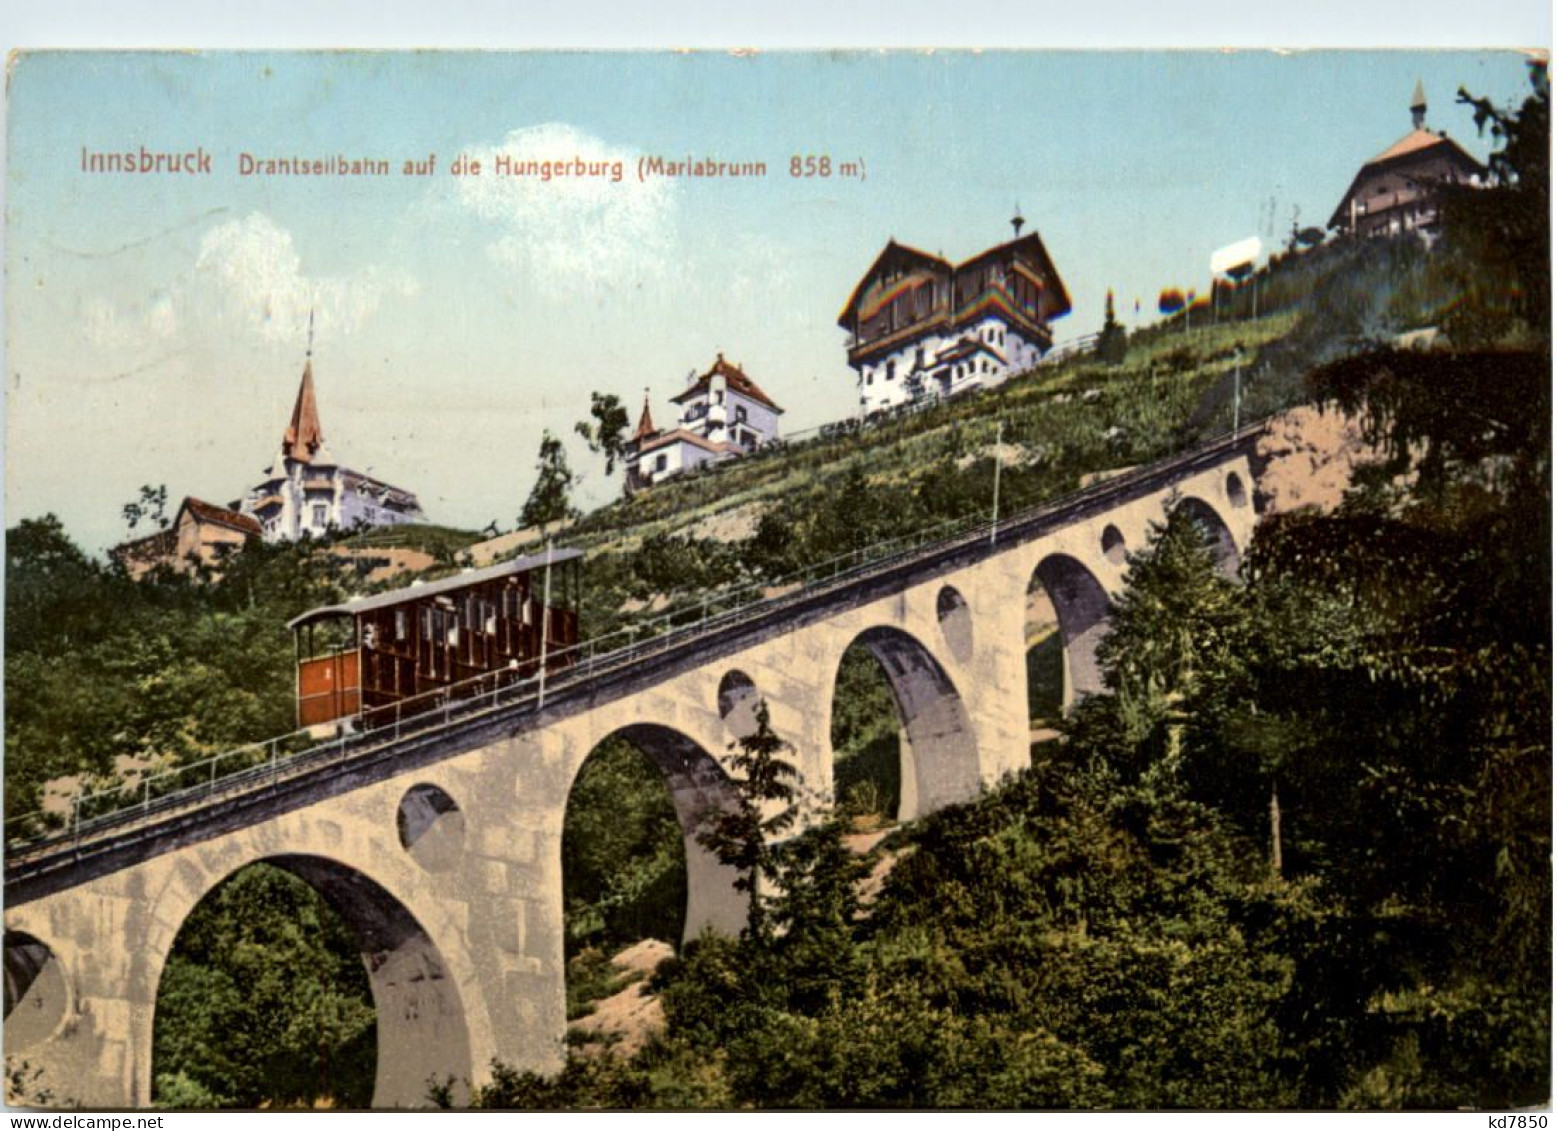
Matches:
[[1411, 79, 1427, 130], [283, 323, 325, 464], [632, 388, 656, 442], [1011, 204, 1025, 239]]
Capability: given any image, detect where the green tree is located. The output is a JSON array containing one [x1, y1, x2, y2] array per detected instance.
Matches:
[[695, 700, 799, 940], [122, 483, 170, 534], [1095, 289, 1128, 366], [574, 392, 632, 477], [1066, 500, 1245, 786], [1177, 342, 1551, 1107], [519, 430, 580, 530], [1439, 60, 1550, 344]]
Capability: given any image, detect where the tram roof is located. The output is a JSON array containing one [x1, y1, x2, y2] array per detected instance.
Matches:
[[287, 546, 584, 630]]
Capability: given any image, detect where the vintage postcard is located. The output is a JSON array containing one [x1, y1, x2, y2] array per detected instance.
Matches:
[[3, 46, 1550, 1111]]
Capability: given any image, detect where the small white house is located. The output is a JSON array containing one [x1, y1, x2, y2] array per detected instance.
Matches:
[[625, 354, 785, 491]]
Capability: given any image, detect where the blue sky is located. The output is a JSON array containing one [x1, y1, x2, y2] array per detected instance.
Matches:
[[4, 49, 1540, 552]]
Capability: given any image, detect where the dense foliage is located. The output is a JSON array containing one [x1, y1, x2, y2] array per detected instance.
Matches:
[[4, 524, 356, 831], [562, 739, 687, 958], [152, 864, 376, 1109]]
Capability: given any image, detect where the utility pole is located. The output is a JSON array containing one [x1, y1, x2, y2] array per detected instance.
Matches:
[[538, 538, 553, 709], [990, 420, 1003, 546], [1233, 348, 1243, 433]]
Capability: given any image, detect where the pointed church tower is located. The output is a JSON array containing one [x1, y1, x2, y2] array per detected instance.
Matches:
[[632, 391, 657, 443], [1411, 79, 1428, 130], [282, 360, 325, 463]]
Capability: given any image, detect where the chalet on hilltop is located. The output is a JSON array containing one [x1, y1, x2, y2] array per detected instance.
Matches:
[[113, 496, 261, 579], [624, 354, 785, 492], [838, 214, 1071, 415], [240, 356, 427, 541], [1329, 81, 1483, 241]]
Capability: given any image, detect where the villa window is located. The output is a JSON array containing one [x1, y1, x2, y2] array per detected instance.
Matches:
[[655, 453, 668, 472], [312, 503, 327, 527]]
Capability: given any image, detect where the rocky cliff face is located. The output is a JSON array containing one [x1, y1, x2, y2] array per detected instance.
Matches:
[[1253, 405, 1377, 516]]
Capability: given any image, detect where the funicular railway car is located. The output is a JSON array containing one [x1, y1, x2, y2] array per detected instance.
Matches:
[[288, 547, 584, 731]]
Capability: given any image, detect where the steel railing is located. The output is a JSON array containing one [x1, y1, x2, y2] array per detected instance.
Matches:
[[5, 419, 1265, 860]]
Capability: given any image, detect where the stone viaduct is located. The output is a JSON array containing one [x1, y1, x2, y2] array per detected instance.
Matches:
[[4, 427, 1262, 1108]]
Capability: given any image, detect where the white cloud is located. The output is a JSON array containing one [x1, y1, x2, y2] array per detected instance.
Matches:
[[453, 123, 675, 290], [194, 212, 418, 341], [81, 288, 179, 351]]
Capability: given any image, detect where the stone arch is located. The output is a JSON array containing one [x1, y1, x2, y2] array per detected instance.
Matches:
[[1101, 523, 1128, 566], [1174, 495, 1240, 578], [935, 586, 974, 664], [831, 626, 981, 822], [1031, 553, 1113, 707], [151, 853, 475, 1109], [397, 783, 467, 873], [4, 930, 69, 1053], [717, 670, 761, 740], [1225, 470, 1249, 510], [569, 724, 747, 944]]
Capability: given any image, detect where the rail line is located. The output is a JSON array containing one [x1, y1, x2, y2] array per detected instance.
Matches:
[[4, 419, 1267, 890]]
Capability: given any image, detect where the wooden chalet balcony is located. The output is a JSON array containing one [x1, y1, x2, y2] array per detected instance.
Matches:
[[846, 314, 947, 365]]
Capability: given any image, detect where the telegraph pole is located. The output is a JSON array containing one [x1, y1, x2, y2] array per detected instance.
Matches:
[[990, 420, 1003, 546], [538, 538, 553, 709]]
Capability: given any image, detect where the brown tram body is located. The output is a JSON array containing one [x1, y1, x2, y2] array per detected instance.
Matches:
[[287, 547, 584, 730]]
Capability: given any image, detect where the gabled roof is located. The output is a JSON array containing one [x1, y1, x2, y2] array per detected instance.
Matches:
[[837, 240, 953, 327], [838, 231, 1072, 329], [1369, 128, 1478, 167], [935, 337, 1007, 368], [958, 231, 1073, 322], [288, 546, 585, 629], [634, 427, 742, 458], [180, 497, 262, 537], [669, 354, 784, 413], [1328, 129, 1483, 228], [283, 360, 325, 463]]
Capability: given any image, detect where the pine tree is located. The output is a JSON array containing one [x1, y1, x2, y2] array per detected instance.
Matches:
[[1096, 289, 1128, 366], [1067, 500, 1245, 785], [695, 700, 799, 940]]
